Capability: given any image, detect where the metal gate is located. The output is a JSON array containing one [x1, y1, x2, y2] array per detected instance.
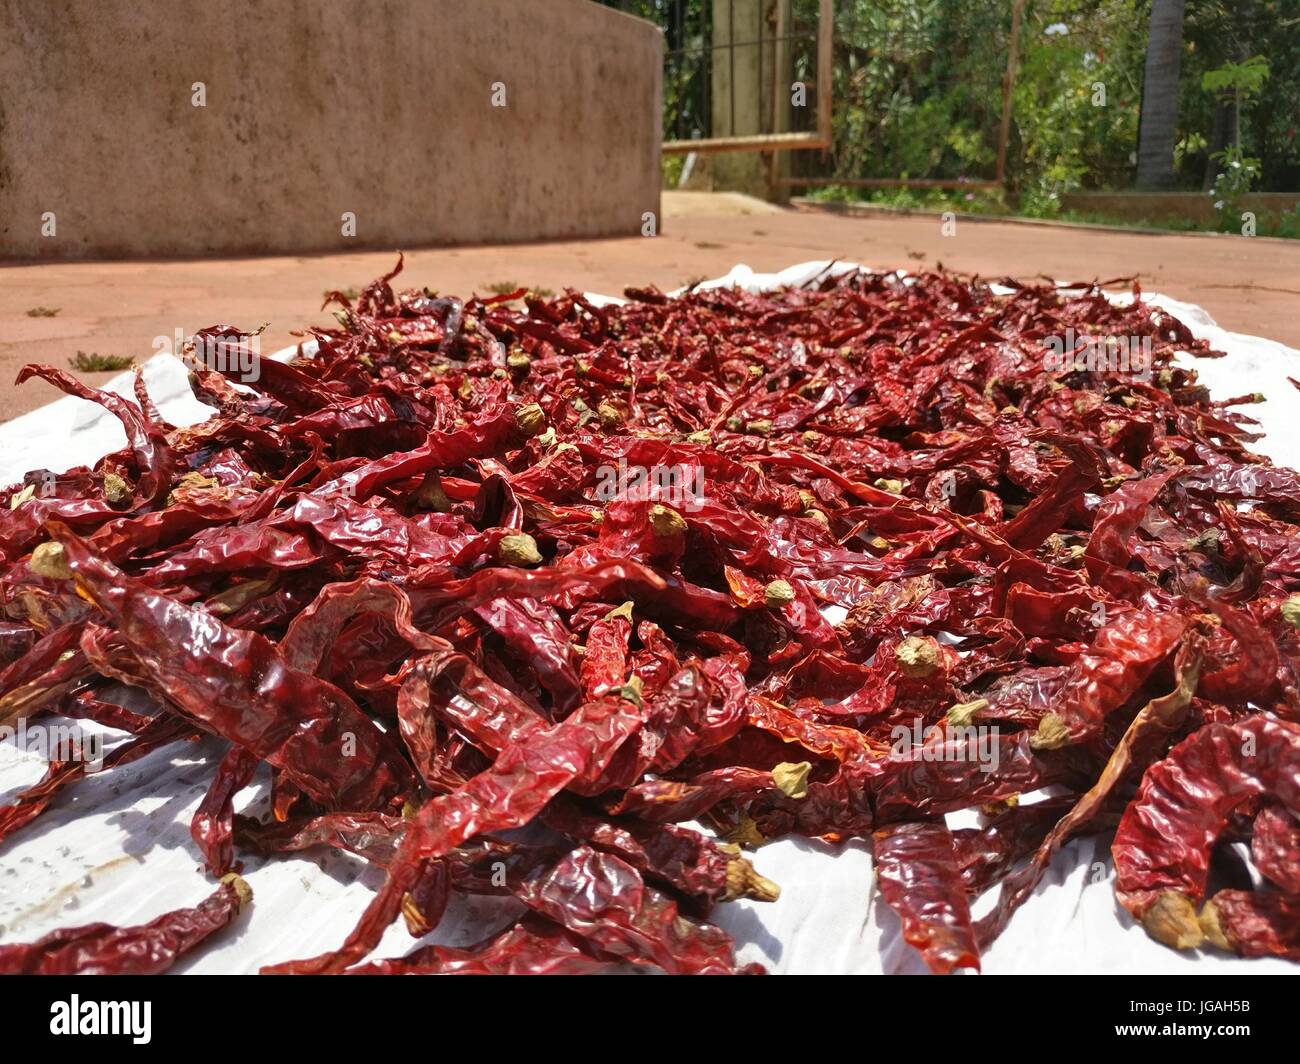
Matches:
[[660, 0, 833, 157]]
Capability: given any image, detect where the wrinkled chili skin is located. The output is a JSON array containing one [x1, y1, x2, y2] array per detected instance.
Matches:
[[1113, 715, 1300, 918], [261, 694, 647, 975], [49, 523, 416, 813], [344, 915, 618, 975], [4, 259, 1300, 974], [0, 876, 250, 975], [192, 744, 260, 877], [1252, 804, 1300, 893], [517, 846, 761, 975], [1205, 890, 1300, 960], [873, 822, 980, 974]]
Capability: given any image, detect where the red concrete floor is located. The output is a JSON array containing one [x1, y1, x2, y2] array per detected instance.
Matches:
[[2, 191, 1298, 421]]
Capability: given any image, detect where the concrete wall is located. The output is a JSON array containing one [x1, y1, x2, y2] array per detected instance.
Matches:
[[1061, 192, 1299, 226], [0, 0, 662, 260]]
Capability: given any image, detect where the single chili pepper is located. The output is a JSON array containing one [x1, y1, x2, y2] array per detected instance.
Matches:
[[57, 688, 158, 735], [604, 764, 802, 823], [0, 875, 251, 975], [517, 845, 762, 974], [541, 798, 778, 903], [872, 822, 980, 975], [1028, 609, 1189, 751], [1250, 804, 1300, 893], [1200, 889, 1300, 960], [192, 744, 261, 877], [1113, 714, 1300, 949], [344, 914, 616, 975], [234, 811, 406, 867]]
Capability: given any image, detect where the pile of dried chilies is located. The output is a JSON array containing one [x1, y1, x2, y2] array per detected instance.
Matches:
[[1, 257, 1298, 974]]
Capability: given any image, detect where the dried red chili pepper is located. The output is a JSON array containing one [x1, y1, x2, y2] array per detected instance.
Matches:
[[3, 259, 1299, 974], [1113, 714, 1300, 949], [872, 822, 980, 974], [1251, 804, 1300, 893], [42, 523, 416, 813], [261, 693, 644, 974], [345, 914, 615, 975], [517, 846, 761, 974], [975, 627, 1207, 945], [0, 875, 251, 975], [1200, 890, 1300, 960], [192, 744, 261, 877]]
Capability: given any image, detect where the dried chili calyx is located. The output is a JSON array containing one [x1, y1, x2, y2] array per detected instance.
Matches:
[[497, 533, 542, 566], [763, 580, 795, 608]]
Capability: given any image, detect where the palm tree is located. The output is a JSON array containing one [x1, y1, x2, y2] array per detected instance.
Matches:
[[1136, 0, 1187, 189]]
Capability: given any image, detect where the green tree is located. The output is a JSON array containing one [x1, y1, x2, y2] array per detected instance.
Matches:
[[1136, 0, 1186, 188]]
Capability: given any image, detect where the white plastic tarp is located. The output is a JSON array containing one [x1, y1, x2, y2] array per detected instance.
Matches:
[[1, 261, 1295, 974]]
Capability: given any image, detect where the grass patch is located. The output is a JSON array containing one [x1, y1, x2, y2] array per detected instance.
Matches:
[[70, 351, 134, 372], [482, 282, 556, 299]]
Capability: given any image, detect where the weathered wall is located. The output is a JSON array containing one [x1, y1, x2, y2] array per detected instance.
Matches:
[[1061, 192, 1299, 226], [0, 0, 662, 260]]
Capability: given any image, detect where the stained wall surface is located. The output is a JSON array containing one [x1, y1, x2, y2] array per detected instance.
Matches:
[[0, 0, 662, 259]]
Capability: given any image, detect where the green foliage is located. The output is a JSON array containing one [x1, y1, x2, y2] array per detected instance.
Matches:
[[605, 0, 1300, 231], [1202, 55, 1269, 229], [792, 0, 1007, 182], [1274, 204, 1300, 239], [806, 184, 1009, 215], [1202, 55, 1270, 97], [1208, 150, 1262, 230], [662, 153, 685, 188], [1005, 1, 1146, 208]]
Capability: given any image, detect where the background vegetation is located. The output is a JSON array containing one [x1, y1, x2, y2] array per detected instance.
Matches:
[[602, 0, 1300, 231]]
